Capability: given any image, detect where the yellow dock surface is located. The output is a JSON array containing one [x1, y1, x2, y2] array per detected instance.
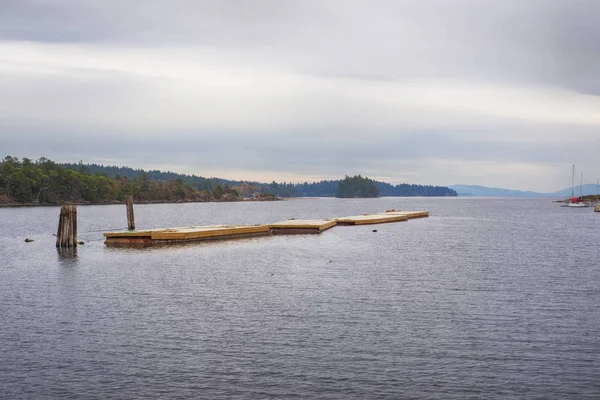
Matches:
[[335, 213, 409, 225], [379, 210, 430, 219], [269, 219, 337, 234], [335, 210, 429, 225], [104, 225, 270, 247], [103, 210, 429, 246]]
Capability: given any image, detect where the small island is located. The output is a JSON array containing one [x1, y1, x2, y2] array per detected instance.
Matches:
[[336, 175, 379, 198]]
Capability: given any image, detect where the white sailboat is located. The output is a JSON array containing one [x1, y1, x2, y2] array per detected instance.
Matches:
[[563, 165, 591, 207]]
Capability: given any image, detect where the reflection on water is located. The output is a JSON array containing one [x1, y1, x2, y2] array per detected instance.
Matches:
[[56, 247, 78, 262]]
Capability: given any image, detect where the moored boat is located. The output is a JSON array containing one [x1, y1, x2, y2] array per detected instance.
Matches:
[[562, 165, 592, 207]]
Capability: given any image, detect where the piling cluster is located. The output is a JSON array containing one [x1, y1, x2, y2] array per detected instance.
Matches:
[[56, 204, 78, 248]]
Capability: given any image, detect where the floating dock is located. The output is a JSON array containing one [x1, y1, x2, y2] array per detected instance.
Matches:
[[269, 219, 337, 234], [104, 225, 270, 247], [379, 210, 430, 219], [335, 213, 409, 225], [103, 210, 428, 247], [334, 210, 429, 225]]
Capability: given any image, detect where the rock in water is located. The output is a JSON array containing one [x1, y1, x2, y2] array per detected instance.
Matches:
[[77, 241, 85, 245], [24, 238, 34, 243]]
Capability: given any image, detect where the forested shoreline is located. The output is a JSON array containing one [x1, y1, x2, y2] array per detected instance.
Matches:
[[0, 157, 456, 205], [0, 157, 242, 205]]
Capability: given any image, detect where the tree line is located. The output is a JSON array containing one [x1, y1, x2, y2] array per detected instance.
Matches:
[[61, 162, 456, 197], [0, 157, 457, 205], [0, 157, 240, 204]]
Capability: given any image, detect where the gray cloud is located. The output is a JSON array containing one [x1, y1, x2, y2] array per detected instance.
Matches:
[[3, 0, 599, 89], [1, 0, 599, 191]]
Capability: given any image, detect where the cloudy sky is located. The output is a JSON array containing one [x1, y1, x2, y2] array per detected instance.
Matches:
[[1, 0, 599, 191]]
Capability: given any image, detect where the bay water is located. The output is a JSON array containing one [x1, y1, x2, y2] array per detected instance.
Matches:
[[1, 198, 599, 398]]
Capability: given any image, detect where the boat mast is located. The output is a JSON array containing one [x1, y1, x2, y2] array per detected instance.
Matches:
[[580, 173, 583, 198], [571, 164, 575, 198]]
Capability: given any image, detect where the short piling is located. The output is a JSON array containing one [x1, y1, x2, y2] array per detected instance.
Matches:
[[56, 205, 77, 248], [126, 195, 135, 231]]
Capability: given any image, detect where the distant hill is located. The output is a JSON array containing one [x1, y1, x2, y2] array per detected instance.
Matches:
[[449, 185, 545, 197], [449, 184, 599, 197], [549, 184, 599, 197]]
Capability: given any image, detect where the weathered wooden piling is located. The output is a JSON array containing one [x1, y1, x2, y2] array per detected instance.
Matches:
[[56, 206, 64, 247], [56, 205, 77, 248], [126, 195, 135, 231]]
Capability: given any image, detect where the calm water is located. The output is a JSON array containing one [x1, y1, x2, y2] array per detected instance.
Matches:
[[1, 198, 599, 399]]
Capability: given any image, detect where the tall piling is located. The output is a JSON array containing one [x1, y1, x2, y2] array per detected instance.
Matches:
[[126, 195, 135, 231], [56, 205, 77, 248]]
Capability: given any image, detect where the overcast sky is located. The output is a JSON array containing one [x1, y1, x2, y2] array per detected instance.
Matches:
[[1, 0, 599, 191]]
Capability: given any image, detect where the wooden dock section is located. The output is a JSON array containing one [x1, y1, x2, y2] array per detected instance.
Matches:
[[104, 225, 270, 247], [269, 219, 337, 234], [379, 210, 430, 219], [335, 213, 409, 225], [103, 210, 429, 247], [335, 210, 429, 225]]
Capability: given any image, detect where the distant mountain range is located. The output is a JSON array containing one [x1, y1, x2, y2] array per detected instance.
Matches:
[[449, 184, 600, 198]]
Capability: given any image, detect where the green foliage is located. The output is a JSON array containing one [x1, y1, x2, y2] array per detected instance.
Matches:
[[0, 157, 457, 204], [0, 157, 244, 205], [374, 181, 456, 197], [336, 175, 379, 198]]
